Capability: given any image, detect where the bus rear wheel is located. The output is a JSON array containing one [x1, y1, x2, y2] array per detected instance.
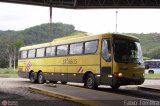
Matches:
[[38, 72, 45, 84], [85, 73, 98, 89], [30, 72, 37, 83]]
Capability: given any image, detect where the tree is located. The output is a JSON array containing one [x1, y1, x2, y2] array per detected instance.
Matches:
[[13, 40, 24, 70], [6, 39, 23, 69], [0, 22, 77, 68]]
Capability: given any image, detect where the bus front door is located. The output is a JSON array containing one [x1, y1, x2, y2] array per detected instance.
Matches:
[[100, 39, 113, 85]]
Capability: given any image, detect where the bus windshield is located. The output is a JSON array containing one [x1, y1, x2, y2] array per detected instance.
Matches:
[[114, 39, 143, 64]]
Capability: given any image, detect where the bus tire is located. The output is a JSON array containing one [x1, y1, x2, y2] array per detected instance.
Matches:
[[30, 72, 37, 83], [61, 81, 67, 84], [38, 72, 45, 84], [85, 73, 98, 89], [111, 85, 120, 90], [51, 81, 58, 84], [148, 70, 154, 74]]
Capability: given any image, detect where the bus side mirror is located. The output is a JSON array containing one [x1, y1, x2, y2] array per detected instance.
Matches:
[[145, 65, 149, 69]]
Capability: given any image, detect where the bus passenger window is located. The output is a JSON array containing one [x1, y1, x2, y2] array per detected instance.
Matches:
[[20, 51, 27, 59], [28, 49, 36, 58], [36, 48, 45, 57], [46, 47, 56, 56], [85, 40, 98, 54], [57, 45, 68, 56], [102, 39, 111, 61], [70, 43, 83, 55], [158, 61, 160, 67]]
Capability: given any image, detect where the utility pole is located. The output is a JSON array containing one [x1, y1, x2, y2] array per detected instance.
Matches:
[[115, 9, 118, 33], [49, 1, 53, 42]]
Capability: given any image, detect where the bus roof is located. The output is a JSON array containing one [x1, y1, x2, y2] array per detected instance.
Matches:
[[53, 33, 88, 41], [51, 33, 139, 44], [113, 34, 139, 41], [20, 33, 139, 51], [20, 42, 50, 51]]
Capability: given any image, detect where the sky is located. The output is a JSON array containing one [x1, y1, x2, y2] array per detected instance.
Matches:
[[0, 2, 160, 34]]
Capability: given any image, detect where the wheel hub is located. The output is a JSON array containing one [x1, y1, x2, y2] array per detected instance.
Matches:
[[87, 77, 93, 86]]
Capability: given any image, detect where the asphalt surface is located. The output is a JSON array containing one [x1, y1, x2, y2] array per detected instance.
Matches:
[[0, 78, 84, 106], [0, 78, 160, 106], [30, 80, 160, 106]]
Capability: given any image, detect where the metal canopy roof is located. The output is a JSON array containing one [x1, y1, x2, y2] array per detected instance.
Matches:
[[1, 0, 160, 9]]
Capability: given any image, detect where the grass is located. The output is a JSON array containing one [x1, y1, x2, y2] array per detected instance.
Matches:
[[145, 74, 160, 79], [0, 68, 18, 77]]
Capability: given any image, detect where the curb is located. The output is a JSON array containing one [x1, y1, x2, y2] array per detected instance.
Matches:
[[138, 86, 160, 93], [145, 78, 160, 80], [29, 85, 106, 106]]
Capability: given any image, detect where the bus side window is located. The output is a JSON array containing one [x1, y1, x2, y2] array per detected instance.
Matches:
[[57, 45, 68, 56], [70, 43, 83, 55], [28, 49, 36, 58], [46, 47, 51, 56], [46, 47, 56, 57], [102, 39, 111, 61], [36, 48, 45, 58], [84, 40, 98, 54], [20, 51, 28, 59], [158, 61, 160, 67]]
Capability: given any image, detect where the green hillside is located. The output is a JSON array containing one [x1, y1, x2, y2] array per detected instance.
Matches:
[[124, 33, 160, 59], [0, 22, 80, 68], [0, 22, 160, 68]]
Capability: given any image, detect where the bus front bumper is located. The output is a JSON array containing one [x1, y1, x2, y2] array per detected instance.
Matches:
[[112, 76, 145, 86]]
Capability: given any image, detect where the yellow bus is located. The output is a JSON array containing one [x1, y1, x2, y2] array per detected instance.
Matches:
[[18, 33, 145, 89]]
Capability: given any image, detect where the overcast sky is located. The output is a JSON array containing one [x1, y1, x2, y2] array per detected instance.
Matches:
[[0, 2, 160, 34]]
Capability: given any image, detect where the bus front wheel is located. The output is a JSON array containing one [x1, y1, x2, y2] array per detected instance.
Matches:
[[85, 73, 98, 89], [61, 81, 67, 84], [30, 72, 37, 83], [51, 81, 58, 84], [38, 72, 45, 84], [111, 85, 120, 90]]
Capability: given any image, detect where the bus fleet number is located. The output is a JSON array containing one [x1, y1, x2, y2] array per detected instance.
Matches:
[[63, 58, 77, 64]]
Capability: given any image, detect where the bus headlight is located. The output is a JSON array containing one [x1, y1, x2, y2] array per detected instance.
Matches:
[[114, 72, 123, 77], [118, 73, 123, 77], [96, 75, 101, 77]]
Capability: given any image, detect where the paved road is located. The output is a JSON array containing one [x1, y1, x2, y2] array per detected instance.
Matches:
[[0, 78, 83, 106], [0, 78, 160, 106], [67, 81, 160, 101], [143, 79, 160, 85]]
